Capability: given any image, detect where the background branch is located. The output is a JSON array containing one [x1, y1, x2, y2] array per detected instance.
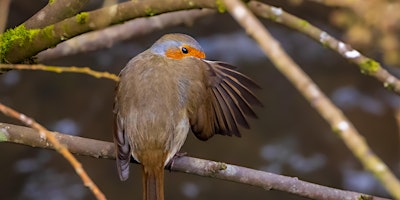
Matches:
[[37, 9, 215, 61], [248, 1, 400, 96], [0, 105, 106, 200], [222, 0, 400, 198], [24, 0, 90, 29], [0, 122, 388, 200], [3, 0, 399, 98], [1, 0, 218, 63]]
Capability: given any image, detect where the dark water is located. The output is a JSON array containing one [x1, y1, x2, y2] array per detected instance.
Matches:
[[1, 0, 399, 199]]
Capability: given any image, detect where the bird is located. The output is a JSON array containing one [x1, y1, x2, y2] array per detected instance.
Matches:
[[113, 33, 262, 200]]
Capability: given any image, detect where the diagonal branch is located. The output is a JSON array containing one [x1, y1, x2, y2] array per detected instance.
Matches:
[[248, 1, 400, 96], [24, 0, 90, 29], [0, 122, 389, 200], [0, 0, 218, 63], [0, 104, 106, 200], [222, 0, 400, 199], [37, 9, 215, 61]]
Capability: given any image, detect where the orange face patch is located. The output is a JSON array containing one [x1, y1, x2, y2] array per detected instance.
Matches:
[[165, 45, 206, 60]]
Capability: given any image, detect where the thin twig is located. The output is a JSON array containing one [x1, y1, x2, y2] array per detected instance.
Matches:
[[0, 105, 106, 200], [0, 122, 389, 200], [222, 0, 400, 199], [0, 64, 119, 81], [248, 1, 400, 96]]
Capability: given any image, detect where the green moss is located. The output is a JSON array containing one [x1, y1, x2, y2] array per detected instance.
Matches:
[[42, 25, 55, 39], [359, 59, 380, 75], [76, 12, 89, 24], [358, 195, 372, 200], [321, 41, 329, 48], [299, 20, 309, 29], [216, 0, 226, 13], [145, 7, 156, 16], [0, 24, 39, 63], [187, 1, 195, 7], [0, 128, 7, 142], [331, 126, 341, 135], [384, 82, 395, 91]]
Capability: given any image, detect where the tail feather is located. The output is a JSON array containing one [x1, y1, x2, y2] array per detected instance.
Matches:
[[143, 166, 164, 200]]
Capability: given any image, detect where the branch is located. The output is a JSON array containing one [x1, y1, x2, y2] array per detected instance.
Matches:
[[0, 64, 119, 81], [222, 0, 400, 199], [37, 9, 215, 61], [304, 0, 351, 7], [248, 1, 400, 96], [0, 0, 218, 63], [0, 0, 11, 33], [0, 122, 389, 200], [24, 0, 90, 29], [0, 105, 106, 200], [4, 0, 399, 98]]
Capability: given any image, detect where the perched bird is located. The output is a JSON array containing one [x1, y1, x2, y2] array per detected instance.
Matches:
[[113, 33, 262, 200]]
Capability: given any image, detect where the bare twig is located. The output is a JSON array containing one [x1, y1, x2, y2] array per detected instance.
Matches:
[[0, 105, 106, 200], [0, 64, 119, 81], [248, 1, 400, 96], [222, 0, 400, 198], [0, 122, 389, 200], [24, 0, 90, 29], [38, 9, 215, 61], [0, 0, 11, 33]]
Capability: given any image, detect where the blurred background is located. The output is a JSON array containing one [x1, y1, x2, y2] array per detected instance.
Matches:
[[1, 0, 400, 199]]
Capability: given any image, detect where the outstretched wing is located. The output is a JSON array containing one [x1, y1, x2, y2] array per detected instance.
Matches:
[[190, 61, 262, 141]]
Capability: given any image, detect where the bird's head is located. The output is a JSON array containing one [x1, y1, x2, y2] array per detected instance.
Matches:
[[150, 33, 206, 60]]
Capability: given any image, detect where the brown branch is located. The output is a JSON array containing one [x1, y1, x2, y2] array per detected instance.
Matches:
[[304, 0, 356, 7], [4, 0, 399, 98], [1, 0, 218, 63], [24, 0, 90, 29], [0, 64, 119, 81], [37, 9, 215, 61], [248, 1, 400, 96], [0, 105, 106, 200], [0, 122, 389, 200], [222, 0, 400, 199], [0, 0, 11, 33]]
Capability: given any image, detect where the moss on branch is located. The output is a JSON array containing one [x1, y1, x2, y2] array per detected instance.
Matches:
[[76, 12, 89, 24], [0, 25, 39, 62], [0, 0, 217, 64]]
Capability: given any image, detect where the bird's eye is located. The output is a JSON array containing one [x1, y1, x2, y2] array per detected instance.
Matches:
[[181, 47, 189, 54]]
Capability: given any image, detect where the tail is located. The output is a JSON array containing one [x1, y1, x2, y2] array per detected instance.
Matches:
[[143, 165, 164, 200]]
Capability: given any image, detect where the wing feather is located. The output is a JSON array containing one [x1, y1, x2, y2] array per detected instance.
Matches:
[[190, 60, 262, 140], [113, 102, 131, 181]]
